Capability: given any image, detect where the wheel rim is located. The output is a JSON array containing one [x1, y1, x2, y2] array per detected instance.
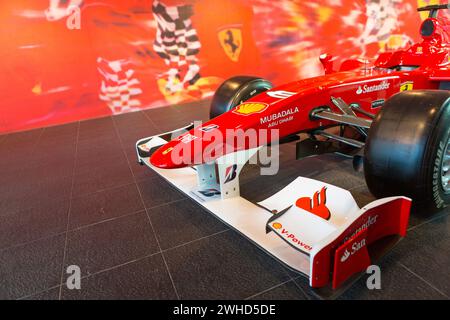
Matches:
[[441, 135, 450, 193]]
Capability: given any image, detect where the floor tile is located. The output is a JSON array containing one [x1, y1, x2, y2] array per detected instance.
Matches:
[[164, 230, 291, 299], [75, 139, 124, 167], [0, 129, 43, 168], [0, 200, 68, 250], [0, 134, 7, 145], [148, 198, 228, 250], [69, 183, 144, 230], [78, 117, 116, 137], [61, 254, 177, 300], [407, 206, 450, 230], [338, 256, 447, 300], [24, 150, 76, 178], [23, 286, 60, 300], [291, 276, 321, 300], [248, 281, 308, 300], [113, 111, 159, 140], [0, 173, 73, 216], [37, 122, 78, 147], [385, 214, 450, 297], [0, 234, 65, 300], [137, 176, 185, 209], [125, 152, 158, 182], [72, 157, 134, 197], [144, 106, 181, 121], [65, 211, 159, 276], [154, 117, 200, 133]]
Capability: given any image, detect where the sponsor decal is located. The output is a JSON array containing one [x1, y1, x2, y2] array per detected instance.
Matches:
[[371, 99, 385, 109], [272, 222, 313, 252], [400, 81, 414, 92], [199, 189, 221, 197], [356, 80, 390, 95], [224, 164, 238, 183], [295, 187, 331, 220], [340, 238, 367, 263], [416, 46, 423, 54], [200, 124, 219, 132], [218, 26, 242, 62], [432, 141, 446, 208], [260, 107, 299, 127], [266, 90, 296, 99], [344, 214, 378, 243], [232, 102, 269, 116], [178, 133, 198, 144], [162, 147, 173, 155], [272, 222, 282, 230], [340, 249, 351, 262], [138, 144, 150, 152]]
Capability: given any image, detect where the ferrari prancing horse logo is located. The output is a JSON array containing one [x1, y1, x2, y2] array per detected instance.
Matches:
[[218, 27, 242, 62]]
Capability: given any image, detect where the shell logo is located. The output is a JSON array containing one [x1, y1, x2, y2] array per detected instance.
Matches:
[[232, 102, 269, 116], [272, 222, 282, 229]]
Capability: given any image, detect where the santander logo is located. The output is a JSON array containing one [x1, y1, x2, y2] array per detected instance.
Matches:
[[356, 80, 390, 95], [295, 187, 331, 220], [340, 249, 351, 262], [340, 238, 367, 263]]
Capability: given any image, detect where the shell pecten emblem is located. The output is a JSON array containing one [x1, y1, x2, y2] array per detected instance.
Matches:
[[272, 222, 282, 229], [232, 102, 269, 116]]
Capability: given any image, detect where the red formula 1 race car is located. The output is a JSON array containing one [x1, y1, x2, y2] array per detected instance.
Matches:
[[136, 5, 450, 295]]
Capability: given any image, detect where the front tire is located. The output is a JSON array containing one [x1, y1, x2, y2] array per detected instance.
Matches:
[[364, 90, 450, 211], [210, 76, 273, 119]]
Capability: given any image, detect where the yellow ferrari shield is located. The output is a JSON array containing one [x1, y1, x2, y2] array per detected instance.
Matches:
[[218, 28, 242, 62], [400, 82, 414, 92]]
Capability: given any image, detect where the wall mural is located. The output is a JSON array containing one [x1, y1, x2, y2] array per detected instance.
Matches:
[[0, 0, 443, 133]]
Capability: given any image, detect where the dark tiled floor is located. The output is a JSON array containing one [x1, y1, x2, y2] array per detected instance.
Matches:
[[0, 99, 449, 300], [164, 230, 291, 300], [61, 254, 178, 300]]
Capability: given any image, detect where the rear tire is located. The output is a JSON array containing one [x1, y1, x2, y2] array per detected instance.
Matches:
[[210, 76, 273, 119], [364, 90, 450, 211]]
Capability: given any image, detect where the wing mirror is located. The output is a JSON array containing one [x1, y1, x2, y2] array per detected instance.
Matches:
[[320, 54, 335, 74]]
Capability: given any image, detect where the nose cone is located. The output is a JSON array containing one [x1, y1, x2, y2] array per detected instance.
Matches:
[[150, 142, 186, 169]]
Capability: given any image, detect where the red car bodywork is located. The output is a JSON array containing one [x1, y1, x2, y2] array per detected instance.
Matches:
[[150, 17, 450, 169]]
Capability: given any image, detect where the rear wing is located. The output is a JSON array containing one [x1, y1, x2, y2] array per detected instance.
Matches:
[[418, 4, 450, 18]]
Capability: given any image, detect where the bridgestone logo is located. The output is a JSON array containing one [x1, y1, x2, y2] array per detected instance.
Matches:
[[356, 81, 390, 95]]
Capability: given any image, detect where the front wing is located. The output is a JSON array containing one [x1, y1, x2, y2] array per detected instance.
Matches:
[[136, 125, 411, 296]]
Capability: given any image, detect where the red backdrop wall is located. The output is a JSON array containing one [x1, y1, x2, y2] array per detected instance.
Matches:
[[0, 0, 441, 134]]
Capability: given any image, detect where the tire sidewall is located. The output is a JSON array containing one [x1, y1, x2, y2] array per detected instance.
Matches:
[[364, 91, 450, 212], [429, 105, 450, 210], [229, 79, 272, 109], [210, 77, 272, 119]]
